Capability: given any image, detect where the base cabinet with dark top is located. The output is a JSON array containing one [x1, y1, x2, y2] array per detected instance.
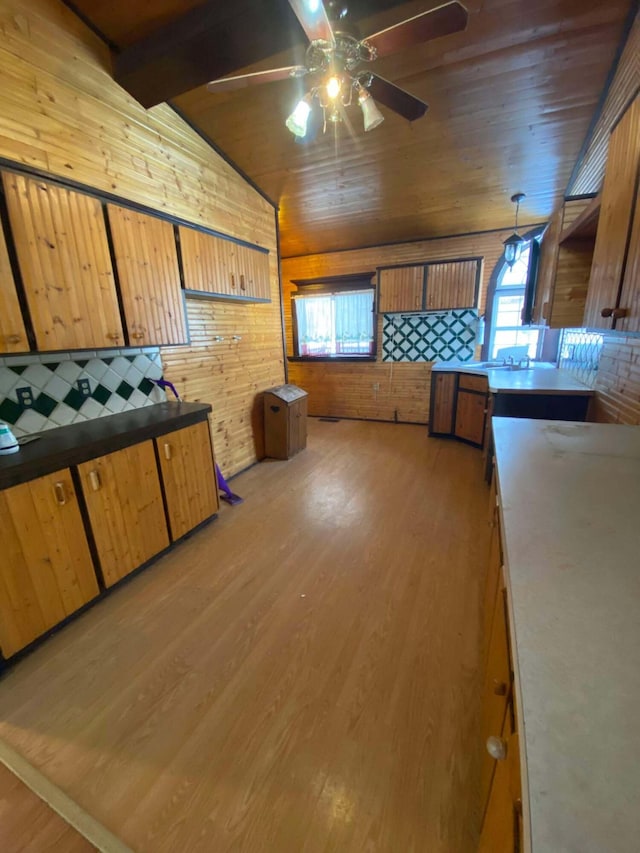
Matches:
[[0, 469, 99, 657], [0, 403, 218, 664], [264, 385, 308, 460], [429, 371, 488, 448]]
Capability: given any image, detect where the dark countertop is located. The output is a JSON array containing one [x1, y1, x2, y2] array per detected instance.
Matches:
[[0, 402, 212, 490]]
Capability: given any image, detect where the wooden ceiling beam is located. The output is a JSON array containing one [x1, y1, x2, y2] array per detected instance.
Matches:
[[114, 0, 409, 108]]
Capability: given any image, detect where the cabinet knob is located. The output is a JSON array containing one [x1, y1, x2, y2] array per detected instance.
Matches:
[[486, 736, 507, 761], [230, 274, 236, 288], [53, 481, 67, 506], [240, 274, 246, 291], [6, 334, 22, 344], [492, 679, 508, 696], [611, 307, 628, 320], [132, 332, 145, 340], [106, 332, 121, 341], [89, 470, 101, 491], [164, 442, 172, 461], [600, 308, 614, 318]]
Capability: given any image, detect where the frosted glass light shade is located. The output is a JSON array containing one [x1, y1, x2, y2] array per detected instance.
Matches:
[[359, 90, 384, 132], [286, 98, 311, 138], [503, 232, 525, 268]]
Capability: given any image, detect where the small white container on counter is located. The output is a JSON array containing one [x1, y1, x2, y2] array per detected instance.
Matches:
[[0, 422, 19, 454]]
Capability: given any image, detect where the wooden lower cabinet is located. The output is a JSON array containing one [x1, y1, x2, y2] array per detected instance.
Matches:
[[429, 372, 457, 434], [455, 389, 487, 445], [479, 703, 522, 853], [0, 470, 99, 657], [156, 421, 219, 541], [78, 441, 169, 587]]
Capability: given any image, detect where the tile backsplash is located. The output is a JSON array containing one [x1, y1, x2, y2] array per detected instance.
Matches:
[[382, 309, 479, 362], [558, 329, 604, 387], [0, 348, 166, 437]]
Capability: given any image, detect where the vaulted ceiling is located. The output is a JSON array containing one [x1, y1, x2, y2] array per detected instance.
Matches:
[[68, 0, 632, 257]]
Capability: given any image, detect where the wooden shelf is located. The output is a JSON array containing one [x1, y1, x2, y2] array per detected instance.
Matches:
[[558, 195, 601, 244]]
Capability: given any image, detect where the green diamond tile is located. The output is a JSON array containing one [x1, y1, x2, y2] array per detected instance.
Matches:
[[126, 355, 136, 363], [102, 358, 113, 365], [8, 365, 26, 375], [75, 360, 88, 368], [0, 397, 22, 424], [116, 380, 134, 400], [64, 387, 86, 410], [138, 377, 154, 395], [92, 384, 110, 405], [32, 393, 57, 418]]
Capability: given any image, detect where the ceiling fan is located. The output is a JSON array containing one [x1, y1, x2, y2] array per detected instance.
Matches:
[[206, 0, 468, 141]]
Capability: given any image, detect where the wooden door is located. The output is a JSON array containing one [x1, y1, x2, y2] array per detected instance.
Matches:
[[426, 259, 479, 310], [479, 705, 522, 852], [156, 421, 219, 541], [3, 172, 123, 350], [429, 372, 457, 434], [617, 186, 640, 333], [0, 470, 99, 657], [584, 96, 640, 328], [179, 226, 229, 295], [78, 441, 169, 587], [0, 220, 28, 353], [378, 266, 424, 312], [481, 584, 512, 812], [107, 205, 188, 345], [454, 389, 487, 445]]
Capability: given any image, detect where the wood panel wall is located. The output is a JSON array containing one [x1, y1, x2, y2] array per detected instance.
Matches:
[[593, 335, 640, 425], [282, 230, 515, 422], [0, 0, 285, 475], [569, 10, 640, 196]]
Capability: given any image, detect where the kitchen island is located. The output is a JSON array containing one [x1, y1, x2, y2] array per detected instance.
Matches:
[[484, 418, 640, 853]]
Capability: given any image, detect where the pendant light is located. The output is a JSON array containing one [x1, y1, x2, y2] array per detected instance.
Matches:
[[503, 192, 526, 268]]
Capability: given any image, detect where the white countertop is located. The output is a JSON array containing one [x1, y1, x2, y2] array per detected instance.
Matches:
[[493, 418, 640, 853], [431, 362, 594, 395]]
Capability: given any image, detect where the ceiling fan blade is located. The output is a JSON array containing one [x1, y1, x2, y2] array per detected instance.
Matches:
[[364, 1, 468, 59], [288, 0, 335, 44], [368, 74, 428, 122], [207, 65, 307, 93]]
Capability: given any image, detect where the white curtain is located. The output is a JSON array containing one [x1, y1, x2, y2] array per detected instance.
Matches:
[[295, 290, 373, 356]]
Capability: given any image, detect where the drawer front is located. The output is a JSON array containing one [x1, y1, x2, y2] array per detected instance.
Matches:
[[458, 373, 488, 393]]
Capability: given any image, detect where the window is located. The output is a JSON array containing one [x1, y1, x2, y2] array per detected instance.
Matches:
[[291, 274, 375, 359], [488, 242, 544, 360]]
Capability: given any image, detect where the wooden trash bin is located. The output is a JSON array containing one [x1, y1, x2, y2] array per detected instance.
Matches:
[[263, 384, 308, 459]]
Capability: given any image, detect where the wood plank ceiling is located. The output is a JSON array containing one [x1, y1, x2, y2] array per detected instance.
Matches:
[[67, 0, 632, 257]]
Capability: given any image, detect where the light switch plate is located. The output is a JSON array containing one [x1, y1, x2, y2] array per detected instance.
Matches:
[[77, 378, 92, 398]]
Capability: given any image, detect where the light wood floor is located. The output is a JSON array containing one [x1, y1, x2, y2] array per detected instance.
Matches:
[[0, 419, 489, 852], [0, 763, 95, 852]]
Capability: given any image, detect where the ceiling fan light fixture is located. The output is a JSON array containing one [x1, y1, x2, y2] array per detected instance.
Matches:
[[326, 75, 341, 100], [503, 192, 526, 268], [358, 88, 384, 132], [285, 95, 312, 138]]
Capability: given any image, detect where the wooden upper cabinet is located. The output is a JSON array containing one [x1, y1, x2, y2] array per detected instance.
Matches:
[[179, 225, 270, 302], [0, 218, 28, 354], [2, 173, 123, 351], [77, 441, 169, 588], [156, 421, 219, 541], [426, 259, 479, 310], [107, 205, 188, 346], [584, 95, 640, 329], [378, 266, 423, 312], [0, 469, 99, 657], [617, 185, 640, 333]]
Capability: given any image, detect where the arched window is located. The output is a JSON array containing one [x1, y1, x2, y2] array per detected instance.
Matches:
[[487, 238, 545, 360]]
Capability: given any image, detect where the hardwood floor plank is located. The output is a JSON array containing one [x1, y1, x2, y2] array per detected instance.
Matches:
[[0, 420, 488, 852]]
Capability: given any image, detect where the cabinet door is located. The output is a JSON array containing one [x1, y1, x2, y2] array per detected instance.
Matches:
[[584, 96, 640, 328], [0, 220, 28, 354], [3, 172, 123, 350], [107, 205, 188, 346], [479, 705, 522, 853], [0, 470, 98, 657], [617, 186, 640, 333], [78, 442, 169, 587], [429, 372, 457, 434], [378, 266, 424, 312], [481, 584, 511, 811], [484, 498, 503, 665], [454, 389, 486, 445], [287, 396, 308, 457], [179, 225, 229, 295], [156, 421, 219, 541], [238, 245, 270, 300], [426, 259, 479, 310]]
